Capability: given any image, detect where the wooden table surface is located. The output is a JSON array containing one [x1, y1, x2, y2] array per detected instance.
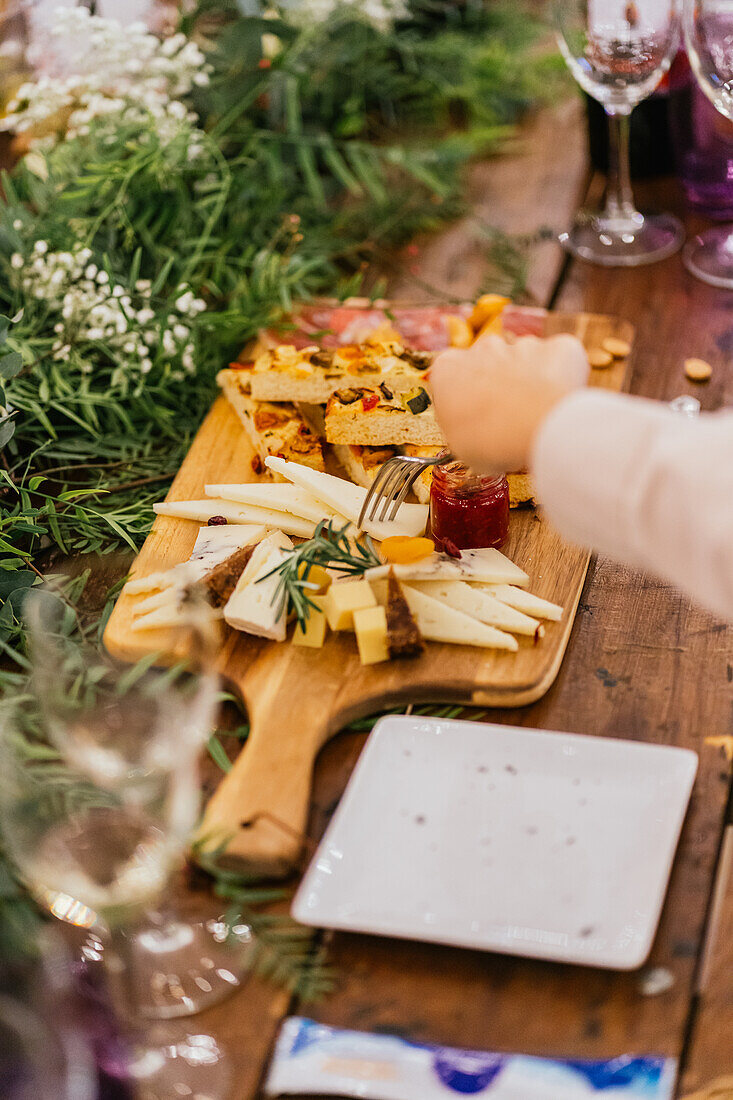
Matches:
[[188, 97, 733, 1100]]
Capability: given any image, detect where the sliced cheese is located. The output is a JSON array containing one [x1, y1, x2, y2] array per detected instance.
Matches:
[[125, 525, 267, 598], [205, 482, 346, 527], [477, 584, 563, 622], [366, 547, 528, 588], [412, 580, 541, 637], [390, 584, 517, 652], [125, 570, 177, 596], [153, 499, 315, 539], [190, 523, 268, 559], [265, 456, 428, 541], [223, 530, 293, 640], [353, 605, 389, 665], [132, 586, 184, 617]]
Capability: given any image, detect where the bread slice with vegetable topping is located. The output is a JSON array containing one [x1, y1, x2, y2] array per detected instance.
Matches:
[[249, 342, 432, 405], [217, 368, 325, 475], [325, 385, 444, 447]]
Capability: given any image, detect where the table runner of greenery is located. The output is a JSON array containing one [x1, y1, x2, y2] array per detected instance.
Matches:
[[0, 0, 557, 989]]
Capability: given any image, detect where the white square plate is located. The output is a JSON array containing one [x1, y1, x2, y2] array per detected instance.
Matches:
[[292, 717, 697, 969]]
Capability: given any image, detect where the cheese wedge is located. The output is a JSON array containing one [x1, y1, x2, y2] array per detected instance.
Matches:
[[265, 456, 428, 541], [204, 482, 346, 527], [153, 499, 316, 539], [223, 530, 293, 640], [476, 584, 563, 622], [133, 587, 183, 617], [412, 580, 541, 637], [125, 524, 267, 596], [366, 547, 528, 587], [130, 597, 224, 633], [373, 581, 517, 651]]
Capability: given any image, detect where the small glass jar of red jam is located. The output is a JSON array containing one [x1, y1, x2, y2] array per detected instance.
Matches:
[[429, 456, 509, 551]]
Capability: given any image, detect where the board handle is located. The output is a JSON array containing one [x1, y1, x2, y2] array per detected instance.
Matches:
[[197, 650, 335, 877]]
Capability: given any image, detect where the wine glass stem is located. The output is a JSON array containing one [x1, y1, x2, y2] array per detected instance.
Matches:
[[604, 110, 639, 225], [105, 925, 142, 1026]]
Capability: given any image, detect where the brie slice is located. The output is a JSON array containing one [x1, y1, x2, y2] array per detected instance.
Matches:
[[223, 530, 293, 640]]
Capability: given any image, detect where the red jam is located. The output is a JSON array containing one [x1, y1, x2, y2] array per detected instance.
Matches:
[[429, 458, 509, 550]]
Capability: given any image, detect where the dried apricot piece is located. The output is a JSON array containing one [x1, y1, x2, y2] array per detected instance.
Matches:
[[381, 536, 435, 564], [468, 293, 510, 333], [446, 315, 473, 348]]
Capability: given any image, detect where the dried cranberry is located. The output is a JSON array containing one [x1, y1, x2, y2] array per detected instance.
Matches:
[[208, 515, 228, 526], [442, 538, 462, 559]]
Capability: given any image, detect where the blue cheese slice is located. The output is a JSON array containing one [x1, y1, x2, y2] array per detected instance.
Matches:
[[412, 580, 541, 637], [366, 548, 529, 587], [265, 456, 428, 541], [223, 530, 293, 640], [125, 524, 267, 597], [384, 583, 518, 651], [204, 482, 346, 527], [153, 499, 316, 539]]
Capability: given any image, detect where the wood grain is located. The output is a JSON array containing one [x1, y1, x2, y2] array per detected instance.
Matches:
[[283, 177, 733, 1100], [103, 308, 631, 874]]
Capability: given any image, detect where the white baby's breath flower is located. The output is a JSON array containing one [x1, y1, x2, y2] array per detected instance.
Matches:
[[12, 219, 23, 231], [10, 253, 23, 269]]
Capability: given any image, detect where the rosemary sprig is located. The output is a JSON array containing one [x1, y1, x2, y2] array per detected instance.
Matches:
[[258, 519, 380, 629]]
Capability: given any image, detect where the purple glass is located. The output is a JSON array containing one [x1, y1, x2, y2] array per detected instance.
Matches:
[[669, 50, 733, 218]]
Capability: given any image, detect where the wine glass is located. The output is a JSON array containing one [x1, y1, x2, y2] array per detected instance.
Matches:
[[0, 694, 231, 1100], [683, 0, 733, 286], [23, 584, 254, 1021], [554, 0, 685, 265]]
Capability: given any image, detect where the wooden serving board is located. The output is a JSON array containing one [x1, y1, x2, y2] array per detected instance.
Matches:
[[104, 308, 632, 875]]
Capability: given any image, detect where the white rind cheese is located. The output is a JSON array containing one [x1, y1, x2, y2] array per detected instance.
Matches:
[[476, 584, 563, 621], [265, 456, 428, 541], [125, 524, 267, 596], [204, 482, 345, 526], [153, 499, 316, 539], [412, 580, 541, 637], [223, 530, 293, 640], [397, 584, 518, 652], [366, 548, 529, 587]]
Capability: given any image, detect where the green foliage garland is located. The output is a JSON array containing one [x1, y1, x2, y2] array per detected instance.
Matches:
[[0, 0, 556, 984]]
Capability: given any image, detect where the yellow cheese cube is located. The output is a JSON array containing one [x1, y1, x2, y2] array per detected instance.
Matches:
[[292, 596, 327, 648], [353, 606, 389, 666], [297, 563, 332, 593], [322, 579, 376, 631]]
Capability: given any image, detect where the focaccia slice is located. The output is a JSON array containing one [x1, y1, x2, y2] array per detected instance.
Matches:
[[250, 342, 432, 404], [325, 386, 443, 447], [333, 443, 398, 488], [217, 368, 325, 475]]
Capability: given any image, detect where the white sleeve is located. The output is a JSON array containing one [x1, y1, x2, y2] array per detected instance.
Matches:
[[531, 389, 733, 621]]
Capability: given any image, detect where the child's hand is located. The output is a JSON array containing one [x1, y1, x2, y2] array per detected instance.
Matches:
[[430, 333, 590, 474]]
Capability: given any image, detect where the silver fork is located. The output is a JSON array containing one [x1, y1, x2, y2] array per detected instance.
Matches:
[[357, 451, 454, 527]]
